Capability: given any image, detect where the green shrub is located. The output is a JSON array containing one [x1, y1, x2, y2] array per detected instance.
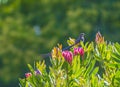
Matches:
[[19, 32, 120, 87]]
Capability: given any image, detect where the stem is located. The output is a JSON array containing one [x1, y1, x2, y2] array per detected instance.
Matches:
[[66, 65, 69, 87]]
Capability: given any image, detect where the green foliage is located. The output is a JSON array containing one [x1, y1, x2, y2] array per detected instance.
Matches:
[[19, 39, 120, 87]]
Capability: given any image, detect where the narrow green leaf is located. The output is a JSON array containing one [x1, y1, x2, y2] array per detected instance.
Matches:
[[27, 64, 34, 73], [84, 60, 96, 78], [91, 67, 99, 76]]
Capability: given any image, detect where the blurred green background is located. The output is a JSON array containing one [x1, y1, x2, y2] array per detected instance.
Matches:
[[0, 0, 120, 86]]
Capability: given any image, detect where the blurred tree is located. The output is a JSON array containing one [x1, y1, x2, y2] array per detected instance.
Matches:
[[0, 0, 120, 86]]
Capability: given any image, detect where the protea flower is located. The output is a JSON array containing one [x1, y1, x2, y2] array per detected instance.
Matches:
[[51, 44, 62, 59], [25, 72, 32, 78], [62, 50, 73, 64], [95, 31, 104, 44], [74, 47, 84, 57]]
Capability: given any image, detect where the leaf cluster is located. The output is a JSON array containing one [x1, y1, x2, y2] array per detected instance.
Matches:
[[19, 40, 120, 87]]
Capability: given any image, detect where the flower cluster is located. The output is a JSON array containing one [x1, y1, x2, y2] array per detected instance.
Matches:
[[74, 47, 84, 56], [25, 69, 42, 78], [25, 72, 32, 78], [95, 32, 104, 44], [51, 44, 62, 59], [62, 47, 84, 64], [62, 51, 73, 64]]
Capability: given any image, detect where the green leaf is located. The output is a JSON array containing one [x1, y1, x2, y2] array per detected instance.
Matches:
[[27, 64, 35, 74], [19, 78, 26, 87], [91, 67, 99, 76], [114, 43, 120, 55], [84, 59, 96, 78], [112, 53, 120, 63]]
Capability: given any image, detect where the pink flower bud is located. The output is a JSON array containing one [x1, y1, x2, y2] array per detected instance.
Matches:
[[25, 72, 32, 78], [74, 47, 84, 56], [62, 50, 73, 64]]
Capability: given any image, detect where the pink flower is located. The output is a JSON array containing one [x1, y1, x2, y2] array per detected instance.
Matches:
[[74, 47, 84, 56], [62, 50, 73, 64], [25, 72, 32, 78]]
